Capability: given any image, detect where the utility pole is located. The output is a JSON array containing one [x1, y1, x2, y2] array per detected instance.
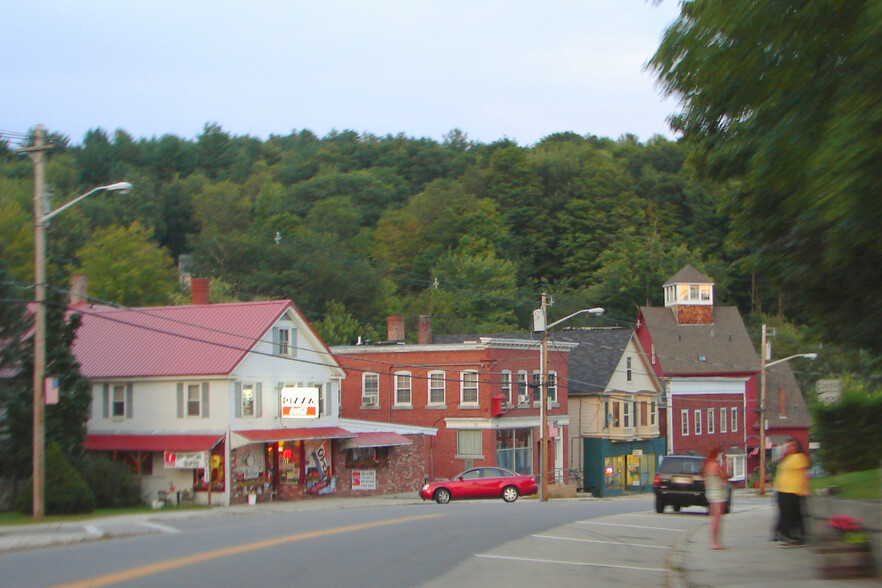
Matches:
[[539, 293, 549, 502], [758, 324, 768, 496]]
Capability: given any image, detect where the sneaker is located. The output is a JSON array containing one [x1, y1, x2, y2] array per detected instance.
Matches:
[[778, 541, 793, 548]]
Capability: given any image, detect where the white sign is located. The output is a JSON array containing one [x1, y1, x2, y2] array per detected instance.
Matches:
[[164, 451, 207, 469], [280, 386, 319, 418], [351, 469, 377, 491], [816, 379, 842, 406], [632, 449, 643, 456]]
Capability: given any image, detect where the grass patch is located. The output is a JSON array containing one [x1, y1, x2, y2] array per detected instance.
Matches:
[[811, 468, 881, 500], [0, 503, 207, 526]]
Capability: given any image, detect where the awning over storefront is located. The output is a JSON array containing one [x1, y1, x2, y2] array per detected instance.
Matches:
[[339, 432, 413, 449], [84, 433, 224, 452], [231, 427, 355, 449]]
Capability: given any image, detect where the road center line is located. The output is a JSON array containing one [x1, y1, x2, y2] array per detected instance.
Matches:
[[577, 521, 686, 532], [475, 553, 666, 573], [54, 513, 442, 588], [139, 521, 182, 534], [532, 534, 668, 549]]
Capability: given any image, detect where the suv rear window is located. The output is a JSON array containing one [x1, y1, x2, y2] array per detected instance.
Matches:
[[658, 457, 703, 474]]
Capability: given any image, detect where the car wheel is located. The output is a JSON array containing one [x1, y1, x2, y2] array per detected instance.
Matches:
[[502, 486, 519, 503], [655, 496, 665, 513], [434, 488, 451, 504], [673, 505, 682, 512]]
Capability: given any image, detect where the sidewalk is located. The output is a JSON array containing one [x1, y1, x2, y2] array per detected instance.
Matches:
[[667, 498, 879, 587]]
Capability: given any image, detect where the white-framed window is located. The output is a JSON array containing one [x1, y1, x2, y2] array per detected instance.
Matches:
[[273, 326, 297, 357], [177, 382, 209, 418], [726, 454, 746, 481], [547, 371, 557, 403], [517, 370, 528, 405], [394, 372, 412, 406], [626, 356, 632, 382], [651, 401, 657, 427], [460, 371, 479, 405], [623, 401, 632, 428], [112, 384, 126, 417], [681, 409, 689, 436], [241, 383, 255, 416], [428, 371, 445, 405], [721, 407, 728, 433], [707, 408, 715, 434], [186, 384, 201, 417], [500, 370, 512, 404], [103, 383, 132, 419], [611, 401, 620, 428], [456, 430, 483, 458], [731, 408, 738, 433], [234, 382, 260, 418], [362, 373, 379, 407], [694, 409, 702, 435]]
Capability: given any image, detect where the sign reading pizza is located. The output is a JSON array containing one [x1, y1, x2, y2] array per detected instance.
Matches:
[[164, 451, 208, 469], [280, 386, 319, 418]]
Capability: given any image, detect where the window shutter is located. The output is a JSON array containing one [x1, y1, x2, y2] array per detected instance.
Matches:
[[235, 382, 242, 418], [176, 383, 184, 418], [255, 383, 263, 418], [271, 327, 279, 355], [102, 384, 109, 418], [202, 382, 210, 418], [290, 328, 297, 358], [125, 383, 133, 418]]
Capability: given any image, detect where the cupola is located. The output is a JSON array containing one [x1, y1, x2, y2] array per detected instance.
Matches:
[[663, 265, 714, 325]]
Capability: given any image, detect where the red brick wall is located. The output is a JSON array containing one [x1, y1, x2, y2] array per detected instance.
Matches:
[[675, 305, 713, 325], [669, 393, 744, 455], [333, 435, 430, 497]]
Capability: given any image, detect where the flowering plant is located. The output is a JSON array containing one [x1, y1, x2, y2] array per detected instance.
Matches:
[[828, 515, 869, 544]]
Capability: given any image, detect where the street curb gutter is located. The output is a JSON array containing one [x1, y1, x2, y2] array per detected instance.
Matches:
[[666, 521, 702, 588]]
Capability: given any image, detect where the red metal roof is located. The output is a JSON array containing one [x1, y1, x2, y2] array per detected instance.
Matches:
[[233, 427, 355, 442], [84, 433, 223, 452], [70, 300, 292, 378], [341, 432, 413, 449]]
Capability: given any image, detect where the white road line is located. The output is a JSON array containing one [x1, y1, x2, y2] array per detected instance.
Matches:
[[532, 534, 668, 549], [139, 522, 182, 534], [577, 521, 686, 532], [475, 554, 666, 573], [83, 526, 103, 537]]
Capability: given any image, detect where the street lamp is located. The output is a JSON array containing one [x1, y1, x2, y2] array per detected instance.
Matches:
[[534, 296, 604, 501], [757, 323, 817, 496], [28, 124, 131, 518]]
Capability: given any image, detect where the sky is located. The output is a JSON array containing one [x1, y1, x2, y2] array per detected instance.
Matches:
[[4, 1, 683, 147]]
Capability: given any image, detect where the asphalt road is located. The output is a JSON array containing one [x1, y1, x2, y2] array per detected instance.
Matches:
[[0, 495, 719, 588]]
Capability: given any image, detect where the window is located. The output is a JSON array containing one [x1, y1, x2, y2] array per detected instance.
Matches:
[[690, 284, 700, 300], [720, 407, 728, 433], [700, 284, 712, 301], [456, 430, 483, 458], [694, 409, 702, 435], [362, 373, 379, 406], [707, 408, 715, 434], [623, 401, 632, 428], [731, 408, 738, 432], [428, 371, 445, 405], [112, 385, 126, 417], [626, 356, 632, 382], [612, 402, 620, 428], [681, 409, 689, 436], [640, 401, 648, 427], [650, 401, 657, 427], [460, 371, 479, 405], [394, 372, 412, 406], [187, 384, 201, 416], [241, 383, 255, 416], [273, 326, 296, 357], [103, 383, 132, 419], [517, 371, 528, 405], [726, 454, 746, 481], [500, 370, 511, 404], [547, 371, 557, 403]]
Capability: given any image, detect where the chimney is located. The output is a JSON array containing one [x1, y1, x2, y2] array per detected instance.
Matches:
[[191, 278, 210, 305], [387, 316, 405, 342], [418, 315, 432, 345], [70, 274, 88, 305]]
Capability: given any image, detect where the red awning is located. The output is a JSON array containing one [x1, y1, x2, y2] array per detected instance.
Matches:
[[232, 427, 355, 443], [340, 432, 413, 449], [85, 434, 224, 452]]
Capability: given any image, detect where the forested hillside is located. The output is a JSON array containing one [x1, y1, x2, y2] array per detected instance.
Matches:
[[0, 124, 824, 345]]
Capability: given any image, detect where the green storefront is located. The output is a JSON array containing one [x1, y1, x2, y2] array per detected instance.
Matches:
[[582, 437, 666, 497]]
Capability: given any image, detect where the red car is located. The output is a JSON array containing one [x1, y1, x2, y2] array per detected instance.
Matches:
[[419, 466, 538, 504]]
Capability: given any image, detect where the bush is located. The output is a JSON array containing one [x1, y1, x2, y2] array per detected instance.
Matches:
[[78, 454, 143, 508], [15, 443, 95, 515], [813, 391, 882, 474]]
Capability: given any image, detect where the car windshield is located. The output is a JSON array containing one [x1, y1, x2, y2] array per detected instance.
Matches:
[[659, 457, 703, 474]]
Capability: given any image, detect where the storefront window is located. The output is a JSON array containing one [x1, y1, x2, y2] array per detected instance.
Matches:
[[604, 455, 625, 491], [496, 428, 532, 474]]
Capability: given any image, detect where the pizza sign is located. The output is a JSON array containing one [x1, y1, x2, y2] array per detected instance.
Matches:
[[280, 386, 319, 418]]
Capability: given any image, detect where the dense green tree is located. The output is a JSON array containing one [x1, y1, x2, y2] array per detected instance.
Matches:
[[74, 221, 178, 306], [648, 0, 882, 350]]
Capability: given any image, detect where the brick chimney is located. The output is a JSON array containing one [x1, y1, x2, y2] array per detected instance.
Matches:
[[191, 278, 210, 305], [387, 316, 405, 342], [70, 274, 88, 305], [418, 315, 432, 345]]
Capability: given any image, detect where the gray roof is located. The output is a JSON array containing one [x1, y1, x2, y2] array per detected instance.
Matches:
[[764, 363, 811, 429], [664, 264, 713, 286], [435, 328, 636, 396], [639, 306, 760, 375]]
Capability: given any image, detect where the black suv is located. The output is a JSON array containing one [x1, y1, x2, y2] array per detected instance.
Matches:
[[653, 455, 731, 514]]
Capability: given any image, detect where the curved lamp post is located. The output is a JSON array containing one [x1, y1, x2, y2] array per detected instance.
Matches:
[[534, 296, 604, 501], [30, 125, 131, 518]]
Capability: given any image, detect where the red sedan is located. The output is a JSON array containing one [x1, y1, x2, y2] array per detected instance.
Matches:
[[419, 467, 538, 504]]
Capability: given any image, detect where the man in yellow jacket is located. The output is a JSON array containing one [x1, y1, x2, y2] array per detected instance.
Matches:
[[773, 438, 811, 546]]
